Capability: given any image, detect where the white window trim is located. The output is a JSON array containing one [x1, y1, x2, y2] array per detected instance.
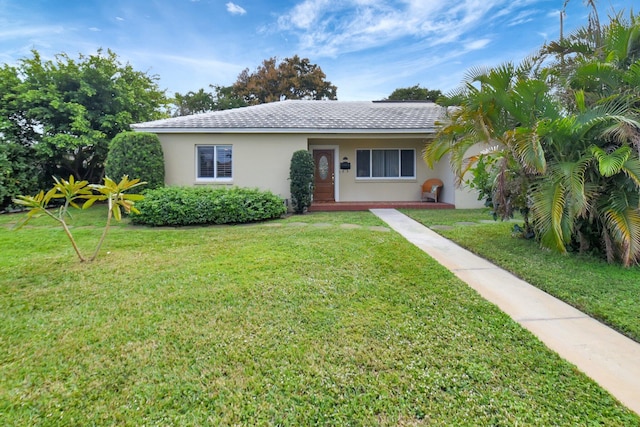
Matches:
[[355, 148, 416, 180], [195, 145, 234, 183]]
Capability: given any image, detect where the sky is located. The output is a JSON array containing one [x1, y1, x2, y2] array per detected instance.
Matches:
[[0, 0, 637, 101]]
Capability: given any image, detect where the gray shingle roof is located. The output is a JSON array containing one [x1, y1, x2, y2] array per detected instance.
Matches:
[[132, 100, 443, 134]]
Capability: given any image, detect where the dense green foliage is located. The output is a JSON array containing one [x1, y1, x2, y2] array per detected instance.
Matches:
[[289, 150, 315, 214], [234, 55, 338, 105], [1, 49, 168, 187], [0, 142, 39, 211], [386, 84, 442, 101], [105, 132, 165, 191], [172, 85, 247, 116], [0, 64, 41, 211], [131, 186, 286, 226], [427, 9, 640, 266], [0, 209, 637, 424], [171, 56, 337, 115]]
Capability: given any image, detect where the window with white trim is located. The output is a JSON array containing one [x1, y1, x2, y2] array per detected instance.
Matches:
[[197, 145, 232, 180], [356, 149, 415, 179]]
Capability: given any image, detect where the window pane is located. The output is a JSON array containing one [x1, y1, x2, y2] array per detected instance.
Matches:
[[401, 149, 414, 177], [372, 150, 385, 177], [372, 150, 399, 177], [198, 147, 215, 178], [356, 150, 370, 177], [385, 149, 399, 177], [216, 145, 232, 178]]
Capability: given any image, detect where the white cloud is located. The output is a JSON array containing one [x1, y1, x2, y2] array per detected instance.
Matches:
[[464, 38, 491, 51], [0, 25, 64, 40], [115, 16, 125, 21], [277, 0, 332, 30], [275, 0, 514, 57], [226, 2, 246, 16], [89, 27, 101, 32]]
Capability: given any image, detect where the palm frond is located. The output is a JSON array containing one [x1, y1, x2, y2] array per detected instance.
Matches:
[[509, 127, 546, 174], [590, 145, 631, 176], [601, 204, 640, 266], [621, 157, 640, 188], [531, 177, 570, 253]]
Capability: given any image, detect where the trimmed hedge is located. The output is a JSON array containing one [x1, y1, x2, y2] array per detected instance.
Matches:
[[289, 150, 314, 214], [105, 132, 165, 191], [130, 186, 287, 226]]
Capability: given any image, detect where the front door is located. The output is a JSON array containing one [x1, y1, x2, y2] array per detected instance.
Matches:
[[313, 149, 335, 202]]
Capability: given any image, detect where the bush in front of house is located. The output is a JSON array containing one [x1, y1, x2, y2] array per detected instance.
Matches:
[[130, 186, 287, 226], [105, 132, 165, 191], [289, 150, 314, 214]]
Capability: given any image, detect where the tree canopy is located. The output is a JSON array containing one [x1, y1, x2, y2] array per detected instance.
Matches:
[[170, 56, 338, 116], [171, 85, 247, 116], [386, 85, 442, 102], [4, 49, 168, 186], [233, 55, 337, 105]]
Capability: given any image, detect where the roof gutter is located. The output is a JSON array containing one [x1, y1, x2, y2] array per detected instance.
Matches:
[[131, 127, 437, 134]]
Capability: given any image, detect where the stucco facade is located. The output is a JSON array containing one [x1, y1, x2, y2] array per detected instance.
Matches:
[[157, 133, 307, 200], [133, 100, 484, 208]]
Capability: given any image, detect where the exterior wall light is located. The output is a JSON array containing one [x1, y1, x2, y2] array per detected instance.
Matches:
[[340, 157, 351, 171]]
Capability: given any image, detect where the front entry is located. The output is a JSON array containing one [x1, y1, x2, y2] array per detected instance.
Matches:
[[313, 149, 335, 202]]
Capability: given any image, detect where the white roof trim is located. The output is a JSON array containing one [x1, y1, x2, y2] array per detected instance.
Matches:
[[132, 127, 436, 134]]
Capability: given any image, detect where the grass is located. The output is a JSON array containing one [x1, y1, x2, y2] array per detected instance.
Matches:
[[0, 207, 638, 425], [401, 208, 640, 343]]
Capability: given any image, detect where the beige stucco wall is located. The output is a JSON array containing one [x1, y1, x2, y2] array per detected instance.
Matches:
[[156, 131, 484, 208], [448, 146, 487, 209], [310, 136, 448, 203], [158, 133, 307, 201]]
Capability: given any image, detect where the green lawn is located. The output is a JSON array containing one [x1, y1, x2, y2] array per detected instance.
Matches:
[[402, 208, 640, 343], [0, 208, 638, 425]]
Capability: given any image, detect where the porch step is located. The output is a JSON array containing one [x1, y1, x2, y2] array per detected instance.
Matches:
[[308, 201, 454, 212]]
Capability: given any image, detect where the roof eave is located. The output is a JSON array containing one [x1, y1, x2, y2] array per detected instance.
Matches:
[[131, 127, 437, 134]]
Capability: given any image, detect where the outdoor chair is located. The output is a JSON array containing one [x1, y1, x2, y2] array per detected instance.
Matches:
[[421, 178, 443, 202]]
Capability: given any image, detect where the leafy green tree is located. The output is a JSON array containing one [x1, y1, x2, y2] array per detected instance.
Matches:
[[212, 85, 247, 111], [234, 55, 337, 105], [105, 132, 165, 191], [17, 49, 168, 183], [387, 85, 442, 101], [289, 150, 315, 214], [171, 85, 247, 116], [0, 64, 41, 209], [172, 88, 216, 116], [0, 143, 40, 211]]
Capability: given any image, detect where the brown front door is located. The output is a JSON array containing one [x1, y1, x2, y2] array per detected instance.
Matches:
[[313, 149, 335, 202]]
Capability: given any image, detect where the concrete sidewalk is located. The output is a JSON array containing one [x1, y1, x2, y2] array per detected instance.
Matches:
[[371, 208, 640, 415]]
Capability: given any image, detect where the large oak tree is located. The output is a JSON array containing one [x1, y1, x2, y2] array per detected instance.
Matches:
[[233, 55, 337, 105]]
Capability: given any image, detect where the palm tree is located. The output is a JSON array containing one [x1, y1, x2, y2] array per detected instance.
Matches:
[[425, 60, 557, 232], [532, 11, 640, 266], [428, 10, 640, 266]]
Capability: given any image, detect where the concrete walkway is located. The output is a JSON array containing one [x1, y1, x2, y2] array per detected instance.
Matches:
[[371, 208, 640, 415]]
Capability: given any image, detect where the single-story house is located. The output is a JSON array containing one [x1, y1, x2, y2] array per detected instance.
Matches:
[[132, 100, 483, 209]]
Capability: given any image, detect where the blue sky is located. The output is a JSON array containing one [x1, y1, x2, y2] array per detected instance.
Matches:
[[1, 0, 637, 101]]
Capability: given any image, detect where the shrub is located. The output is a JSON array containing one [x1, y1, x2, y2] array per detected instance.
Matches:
[[131, 186, 286, 226], [105, 132, 165, 191], [289, 150, 314, 214], [0, 142, 40, 212]]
